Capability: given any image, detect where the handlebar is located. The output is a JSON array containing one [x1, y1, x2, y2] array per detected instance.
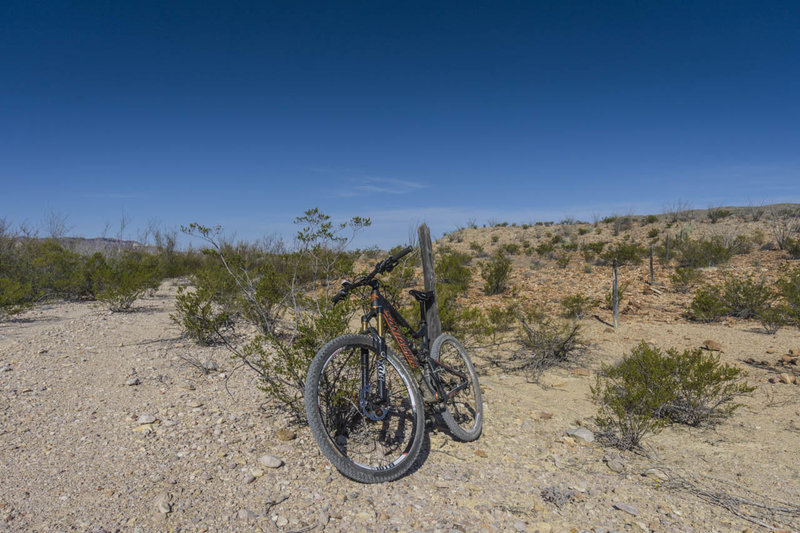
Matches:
[[332, 246, 414, 305]]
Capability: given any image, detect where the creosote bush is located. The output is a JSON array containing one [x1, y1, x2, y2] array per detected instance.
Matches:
[[592, 342, 754, 449], [599, 242, 647, 266], [177, 210, 371, 417], [481, 251, 511, 295], [670, 266, 702, 293], [689, 276, 774, 323], [560, 292, 596, 320]]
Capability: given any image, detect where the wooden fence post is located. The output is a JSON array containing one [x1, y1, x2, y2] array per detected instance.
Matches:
[[665, 234, 670, 263], [649, 245, 655, 285], [418, 224, 442, 342], [612, 258, 620, 328]]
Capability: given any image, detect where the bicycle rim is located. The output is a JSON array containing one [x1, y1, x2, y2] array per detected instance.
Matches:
[[314, 338, 421, 475], [431, 334, 483, 441]]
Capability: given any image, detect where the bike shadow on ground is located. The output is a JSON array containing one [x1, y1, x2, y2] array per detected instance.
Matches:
[[399, 411, 456, 480]]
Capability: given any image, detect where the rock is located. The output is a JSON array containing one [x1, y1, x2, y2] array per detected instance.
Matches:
[[513, 520, 526, 531], [769, 377, 779, 384], [0, 365, 11, 372], [701, 340, 723, 352], [136, 414, 156, 425], [539, 412, 553, 420], [565, 427, 594, 443], [259, 454, 283, 468], [789, 349, 799, 356], [474, 449, 488, 458], [276, 428, 296, 441], [250, 468, 264, 478], [275, 516, 288, 527], [201, 359, 218, 372], [644, 468, 669, 481], [154, 493, 171, 514], [780, 355, 795, 364], [603, 454, 625, 473], [124, 378, 140, 386], [570, 368, 590, 376], [187, 399, 203, 408], [613, 502, 639, 516], [243, 473, 256, 484], [779, 373, 796, 385], [238, 509, 256, 521]]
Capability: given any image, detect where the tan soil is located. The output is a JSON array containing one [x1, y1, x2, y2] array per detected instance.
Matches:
[[2, 214, 800, 532]]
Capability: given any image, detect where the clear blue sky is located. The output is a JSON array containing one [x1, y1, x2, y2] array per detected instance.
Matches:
[[2, 1, 799, 248]]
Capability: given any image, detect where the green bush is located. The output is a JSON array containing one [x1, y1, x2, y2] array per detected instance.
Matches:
[[93, 252, 162, 311], [578, 227, 590, 235], [707, 209, 733, 223], [600, 242, 648, 266], [642, 215, 659, 225], [535, 242, 555, 257], [0, 278, 33, 319], [777, 269, 800, 323], [604, 280, 630, 310], [783, 237, 800, 259], [561, 292, 597, 320], [469, 242, 484, 254], [555, 253, 571, 269], [481, 251, 512, 295], [670, 267, 702, 293], [673, 236, 734, 268], [503, 243, 520, 255], [689, 285, 727, 322], [436, 249, 472, 291], [647, 228, 659, 239], [592, 342, 753, 449], [720, 276, 772, 319]]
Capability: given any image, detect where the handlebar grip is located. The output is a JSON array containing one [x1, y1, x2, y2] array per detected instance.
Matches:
[[390, 246, 413, 262], [332, 290, 347, 304]]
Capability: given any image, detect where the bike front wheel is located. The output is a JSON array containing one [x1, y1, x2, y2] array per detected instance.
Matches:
[[430, 334, 483, 441], [305, 334, 425, 483]]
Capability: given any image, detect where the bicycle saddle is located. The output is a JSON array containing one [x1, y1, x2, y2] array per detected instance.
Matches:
[[408, 289, 435, 303]]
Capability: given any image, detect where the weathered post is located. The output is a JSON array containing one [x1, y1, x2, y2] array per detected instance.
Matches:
[[612, 258, 620, 328], [665, 234, 670, 263], [649, 245, 655, 285], [418, 224, 442, 342]]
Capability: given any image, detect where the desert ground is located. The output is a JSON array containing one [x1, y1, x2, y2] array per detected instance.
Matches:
[[2, 212, 800, 532]]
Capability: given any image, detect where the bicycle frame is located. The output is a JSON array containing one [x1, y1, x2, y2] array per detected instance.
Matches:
[[358, 281, 469, 409]]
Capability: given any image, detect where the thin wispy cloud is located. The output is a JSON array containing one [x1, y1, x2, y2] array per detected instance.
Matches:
[[339, 177, 428, 197]]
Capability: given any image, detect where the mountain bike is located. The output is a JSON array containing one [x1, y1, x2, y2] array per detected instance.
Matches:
[[304, 246, 483, 483]]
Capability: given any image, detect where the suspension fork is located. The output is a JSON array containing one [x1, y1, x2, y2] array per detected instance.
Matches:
[[359, 291, 388, 420]]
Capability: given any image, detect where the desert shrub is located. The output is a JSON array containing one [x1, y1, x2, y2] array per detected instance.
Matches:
[[642, 214, 659, 225], [0, 278, 33, 319], [491, 235, 499, 244], [599, 242, 647, 266], [707, 209, 732, 223], [720, 276, 772, 319], [561, 292, 597, 320], [783, 237, 800, 259], [689, 286, 727, 322], [535, 242, 555, 257], [498, 309, 588, 382], [179, 210, 370, 417], [481, 251, 511, 295], [578, 227, 590, 235], [436, 249, 472, 291], [612, 217, 634, 236], [171, 261, 239, 344], [561, 241, 578, 252], [93, 252, 163, 311], [555, 253, 571, 269], [777, 269, 800, 323], [503, 243, 520, 255], [758, 306, 788, 335], [673, 236, 734, 268], [670, 267, 702, 293], [647, 228, 659, 239], [550, 235, 563, 245], [469, 242, 484, 254], [592, 342, 753, 449]]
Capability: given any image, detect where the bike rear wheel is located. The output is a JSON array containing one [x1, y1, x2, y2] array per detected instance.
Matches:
[[305, 334, 424, 483], [430, 334, 483, 441]]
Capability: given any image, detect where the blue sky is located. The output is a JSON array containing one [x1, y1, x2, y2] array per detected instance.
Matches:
[[2, 1, 799, 248]]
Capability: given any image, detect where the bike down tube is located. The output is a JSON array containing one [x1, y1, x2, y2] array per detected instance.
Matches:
[[373, 290, 388, 404]]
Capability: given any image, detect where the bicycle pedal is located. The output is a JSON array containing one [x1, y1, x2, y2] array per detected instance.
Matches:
[[420, 386, 438, 405]]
